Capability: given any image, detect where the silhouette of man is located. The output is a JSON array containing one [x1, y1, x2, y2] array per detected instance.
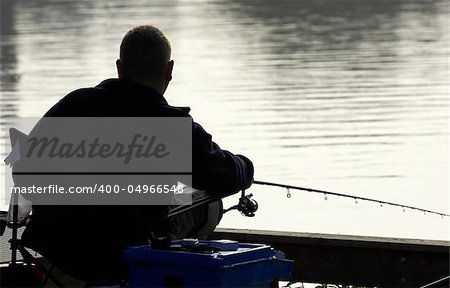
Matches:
[[20, 25, 254, 282]]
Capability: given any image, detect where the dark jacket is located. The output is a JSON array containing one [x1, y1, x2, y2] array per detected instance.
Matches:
[[21, 79, 254, 280]]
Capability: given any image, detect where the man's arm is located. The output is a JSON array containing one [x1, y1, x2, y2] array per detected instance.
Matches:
[[192, 122, 254, 195]]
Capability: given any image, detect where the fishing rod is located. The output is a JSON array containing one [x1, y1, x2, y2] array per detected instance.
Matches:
[[253, 180, 450, 218]]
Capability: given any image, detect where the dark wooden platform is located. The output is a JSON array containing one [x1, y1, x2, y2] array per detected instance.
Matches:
[[212, 228, 450, 287]]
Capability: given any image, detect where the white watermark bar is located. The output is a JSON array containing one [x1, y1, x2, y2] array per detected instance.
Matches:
[[7, 175, 193, 205], [4, 117, 193, 205]]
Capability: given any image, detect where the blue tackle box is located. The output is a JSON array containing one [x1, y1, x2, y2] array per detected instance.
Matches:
[[123, 239, 294, 287]]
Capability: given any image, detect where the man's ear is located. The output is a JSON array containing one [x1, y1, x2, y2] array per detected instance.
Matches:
[[116, 59, 124, 79], [165, 60, 174, 82]]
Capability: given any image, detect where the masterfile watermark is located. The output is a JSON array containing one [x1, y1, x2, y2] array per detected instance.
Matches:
[[7, 180, 195, 206], [10, 183, 185, 195], [26, 134, 170, 164], [3, 117, 193, 205]]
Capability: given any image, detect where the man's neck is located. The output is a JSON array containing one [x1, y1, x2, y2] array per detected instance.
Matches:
[[123, 77, 166, 95]]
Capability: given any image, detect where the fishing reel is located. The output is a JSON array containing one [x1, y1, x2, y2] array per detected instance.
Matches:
[[224, 190, 258, 217]]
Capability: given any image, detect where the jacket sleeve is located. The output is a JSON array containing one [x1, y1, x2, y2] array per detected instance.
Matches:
[[192, 122, 254, 196]]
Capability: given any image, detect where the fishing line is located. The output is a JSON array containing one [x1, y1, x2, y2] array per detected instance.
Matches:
[[253, 180, 449, 218]]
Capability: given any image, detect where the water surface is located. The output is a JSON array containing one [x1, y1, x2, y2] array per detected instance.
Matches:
[[1, 0, 448, 242]]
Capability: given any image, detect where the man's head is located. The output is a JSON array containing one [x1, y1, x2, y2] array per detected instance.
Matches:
[[116, 25, 174, 94]]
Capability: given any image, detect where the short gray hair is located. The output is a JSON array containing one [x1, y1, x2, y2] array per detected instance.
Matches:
[[119, 25, 171, 79]]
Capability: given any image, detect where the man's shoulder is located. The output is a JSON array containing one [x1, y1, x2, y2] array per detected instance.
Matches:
[[44, 86, 106, 117], [161, 105, 192, 117], [65, 86, 107, 99], [52, 85, 106, 106]]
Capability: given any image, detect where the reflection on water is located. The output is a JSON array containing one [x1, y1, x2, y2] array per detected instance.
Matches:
[[0, 0, 448, 241]]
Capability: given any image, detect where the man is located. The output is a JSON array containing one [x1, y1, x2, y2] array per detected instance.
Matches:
[[20, 25, 254, 282]]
